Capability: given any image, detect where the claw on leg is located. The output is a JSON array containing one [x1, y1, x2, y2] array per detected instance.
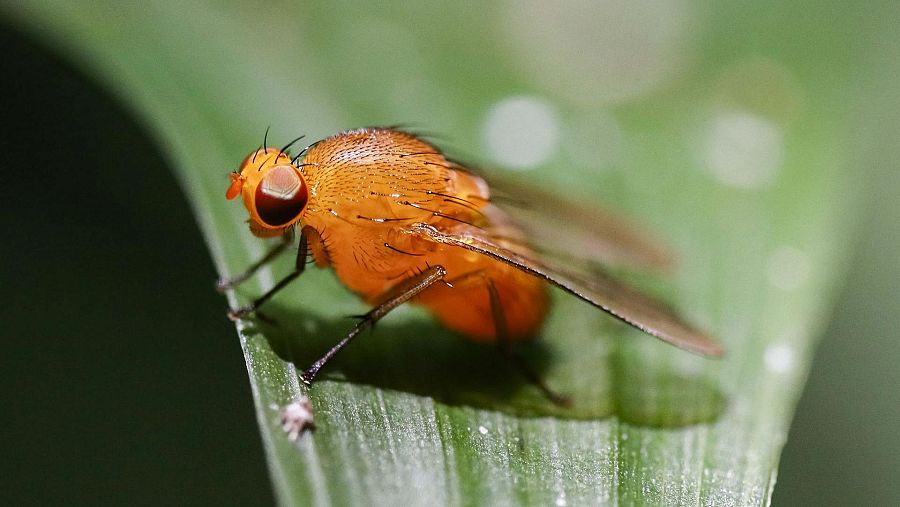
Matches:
[[228, 305, 256, 321]]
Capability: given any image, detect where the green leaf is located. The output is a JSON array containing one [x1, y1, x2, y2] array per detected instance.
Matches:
[[3, 1, 865, 505]]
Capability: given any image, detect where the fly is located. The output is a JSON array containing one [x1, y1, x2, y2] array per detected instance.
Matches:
[[219, 127, 723, 409]]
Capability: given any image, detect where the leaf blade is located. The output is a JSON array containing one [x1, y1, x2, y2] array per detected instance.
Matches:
[[1, 1, 866, 505]]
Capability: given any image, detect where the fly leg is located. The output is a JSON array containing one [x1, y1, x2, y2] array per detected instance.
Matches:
[[300, 265, 447, 385], [485, 278, 572, 407], [228, 228, 310, 320], [217, 230, 294, 291]]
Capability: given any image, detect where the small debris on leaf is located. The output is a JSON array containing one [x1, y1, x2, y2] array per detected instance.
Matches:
[[280, 398, 315, 440]]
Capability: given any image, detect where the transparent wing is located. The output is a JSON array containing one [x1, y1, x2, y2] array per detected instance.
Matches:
[[476, 171, 675, 271], [409, 222, 723, 357]]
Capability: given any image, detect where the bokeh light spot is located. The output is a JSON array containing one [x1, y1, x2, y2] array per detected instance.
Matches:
[[501, 0, 693, 104], [767, 246, 811, 291], [483, 96, 561, 170], [764, 343, 796, 374], [703, 110, 783, 189]]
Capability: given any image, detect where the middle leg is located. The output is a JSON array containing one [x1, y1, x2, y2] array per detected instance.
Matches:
[[299, 265, 447, 385]]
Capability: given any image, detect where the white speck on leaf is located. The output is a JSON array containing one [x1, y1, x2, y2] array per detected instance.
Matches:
[[281, 398, 315, 441]]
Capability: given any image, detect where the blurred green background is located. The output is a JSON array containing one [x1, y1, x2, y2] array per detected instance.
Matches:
[[1, 1, 898, 505]]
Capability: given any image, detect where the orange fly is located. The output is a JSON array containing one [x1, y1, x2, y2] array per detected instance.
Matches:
[[220, 127, 722, 402]]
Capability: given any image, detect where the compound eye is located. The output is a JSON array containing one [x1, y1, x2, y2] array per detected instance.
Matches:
[[254, 165, 308, 226]]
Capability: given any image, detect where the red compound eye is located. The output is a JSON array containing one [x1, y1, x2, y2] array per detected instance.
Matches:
[[254, 165, 308, 226]]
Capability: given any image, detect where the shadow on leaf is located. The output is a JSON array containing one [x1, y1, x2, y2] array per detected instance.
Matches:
[[244, 300, 724, 426]]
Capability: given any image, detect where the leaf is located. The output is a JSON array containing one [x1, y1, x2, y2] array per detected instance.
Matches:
[[2, 1, 864, 505]]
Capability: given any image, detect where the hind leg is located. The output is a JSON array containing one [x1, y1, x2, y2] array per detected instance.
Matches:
[[457, 274, 570, 407]]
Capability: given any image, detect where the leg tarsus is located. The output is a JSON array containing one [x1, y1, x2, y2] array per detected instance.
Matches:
[[228, 270, 301, 320], [501, 348, 573, 407]]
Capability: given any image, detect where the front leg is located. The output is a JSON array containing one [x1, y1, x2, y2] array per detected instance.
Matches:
[[217, 230, 294, 292], [228, 228, 311, 320]]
